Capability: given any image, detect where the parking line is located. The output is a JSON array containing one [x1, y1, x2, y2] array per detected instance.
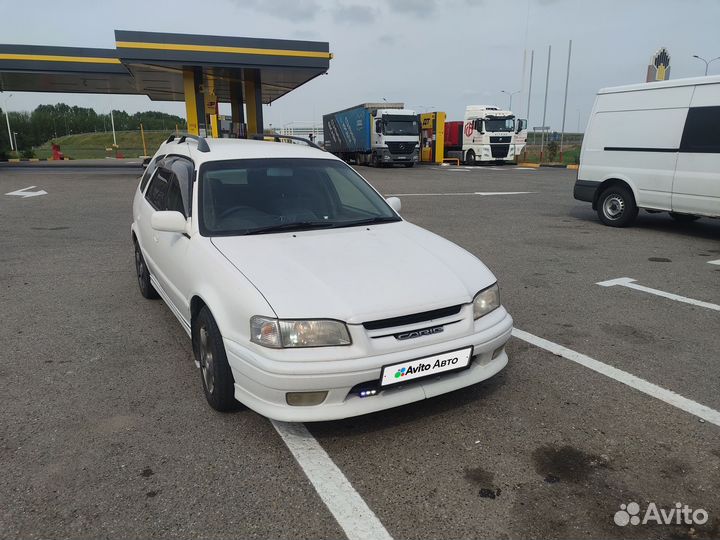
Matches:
[[708, 260, 720, 266], [387, 192, 535, 197], [512, 328, 720, 427], [272, 420, 394, 540], [597, 277, 720, 312]]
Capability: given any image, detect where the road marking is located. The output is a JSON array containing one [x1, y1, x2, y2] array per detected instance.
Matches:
[[513, 328, 720, 427], [272, 420, 393, 540], [5, 185, 47, 198], [514, 167, 537, 170], [708, 260, 720, 266], [387, 191, 535, 197], [597, 277, 720, 312]]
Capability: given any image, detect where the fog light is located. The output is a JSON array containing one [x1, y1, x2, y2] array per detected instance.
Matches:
[[492, 346, 504, 359], [286, 391, 328, 406], [358, 389, 378, 398]]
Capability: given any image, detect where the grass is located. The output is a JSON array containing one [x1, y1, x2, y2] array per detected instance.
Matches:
[[520, 144, 580, 165], [34, 130, 178, 160]]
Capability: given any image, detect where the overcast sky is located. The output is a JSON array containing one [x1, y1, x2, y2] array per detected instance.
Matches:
[[1, 0, 719, 132]]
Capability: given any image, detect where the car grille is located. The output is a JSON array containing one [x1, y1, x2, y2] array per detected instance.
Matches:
[[362, 305, 463, 331], [386, 141, 416, 155], [490, 136, 511, 144]]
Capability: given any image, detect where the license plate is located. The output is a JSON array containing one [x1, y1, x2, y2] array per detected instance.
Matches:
[[380, 346, 473, 387]]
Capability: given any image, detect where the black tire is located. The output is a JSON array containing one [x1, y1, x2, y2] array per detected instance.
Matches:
[[669, 212, 700, 223], [465, 149, 476, 165], [134, 240, 159, 299], [193, 306, 240, 412], [596, 185, 638, 227]]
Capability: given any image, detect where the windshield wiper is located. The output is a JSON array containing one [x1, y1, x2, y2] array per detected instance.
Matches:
[[243, 221, 336, 235], [332, 216, 401, 228]]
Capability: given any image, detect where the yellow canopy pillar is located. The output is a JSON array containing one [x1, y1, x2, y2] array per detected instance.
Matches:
[[183, 67, 205, 136], [229, 78, 246, 138], [244, 69, 264, 136]]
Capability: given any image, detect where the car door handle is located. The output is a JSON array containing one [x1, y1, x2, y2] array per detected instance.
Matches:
[[153, 235, 158, 243]]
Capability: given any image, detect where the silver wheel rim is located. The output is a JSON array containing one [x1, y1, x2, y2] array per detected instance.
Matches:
[[603, 194, 625, 220], [199, 326, 215, 394]]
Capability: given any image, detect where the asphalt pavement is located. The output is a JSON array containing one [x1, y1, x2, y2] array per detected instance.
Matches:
[[1, 163, 718, 539]]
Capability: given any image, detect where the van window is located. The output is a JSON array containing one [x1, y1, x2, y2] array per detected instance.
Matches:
[[680, 106, 720, 153]]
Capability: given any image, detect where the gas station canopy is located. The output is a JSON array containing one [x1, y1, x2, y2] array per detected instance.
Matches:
[[0, 30, 332, 136]]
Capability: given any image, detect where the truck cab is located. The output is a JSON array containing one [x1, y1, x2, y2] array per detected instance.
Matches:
[[370, 108, 420, 167], [461, 105, 527, 164]]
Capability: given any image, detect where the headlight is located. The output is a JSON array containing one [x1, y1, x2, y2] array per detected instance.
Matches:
[[250, 316, 351, 348], [473, 284, 500, 320]]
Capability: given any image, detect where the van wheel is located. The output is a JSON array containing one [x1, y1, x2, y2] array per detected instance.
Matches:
[[465, 149, 476, 165], [193, 306, 241, 412], [669, 212, 700, 223], [597, 185, 638, 227]]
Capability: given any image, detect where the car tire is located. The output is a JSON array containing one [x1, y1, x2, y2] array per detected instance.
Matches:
[[465, 149, 476, 165], [134, 240, 159, 299], [193, 306, 240, 412], [597, 185, 638, 227], [669, 212, 700, 223]]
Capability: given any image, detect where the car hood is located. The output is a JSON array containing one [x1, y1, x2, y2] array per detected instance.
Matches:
[[211, 221, 496, 323]]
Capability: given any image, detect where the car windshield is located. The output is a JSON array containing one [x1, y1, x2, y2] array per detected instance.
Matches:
[[383, 115, 419, 136], [199, 158, 400, 236], [483, 117, 515, 132]]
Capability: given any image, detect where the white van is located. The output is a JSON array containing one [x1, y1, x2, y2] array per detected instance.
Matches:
[[574, 75, 720, 227]]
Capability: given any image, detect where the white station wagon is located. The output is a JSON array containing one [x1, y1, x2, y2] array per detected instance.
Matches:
[[132, 135, 512, 421]]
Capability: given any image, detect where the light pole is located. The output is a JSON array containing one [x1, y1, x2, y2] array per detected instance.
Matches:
[[692, 55, 720, 76], [2, 93, 14, 152], [13, 131, 19, 154], [501, 90, 520, 111]]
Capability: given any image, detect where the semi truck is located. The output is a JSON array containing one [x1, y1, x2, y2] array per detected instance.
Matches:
[[445, 105, 528, 164], [323, 103, 420, 167]]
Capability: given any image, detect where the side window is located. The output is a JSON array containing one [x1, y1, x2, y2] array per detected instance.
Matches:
[[140, 154, 164, 192], [169, 158, 195, 217], [680, 106, 720, 153], [165, 176, 186, 216], [145, 168, 171, 210]]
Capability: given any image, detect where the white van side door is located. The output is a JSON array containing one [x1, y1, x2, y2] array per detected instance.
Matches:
[[672, 89, 720, 216]]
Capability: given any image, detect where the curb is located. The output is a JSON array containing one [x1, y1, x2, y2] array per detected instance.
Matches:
[[518, 162, 579, 170]]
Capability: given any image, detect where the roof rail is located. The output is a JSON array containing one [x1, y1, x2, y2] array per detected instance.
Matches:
[[250, 132, 324, 151], [175, 134, 211, 152]]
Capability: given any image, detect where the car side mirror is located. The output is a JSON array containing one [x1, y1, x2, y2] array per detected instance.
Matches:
[[386, 196, 401, 213], [375, 120, 382, 134], [151, 211, 189, 234], [142, 157, 151, 169]]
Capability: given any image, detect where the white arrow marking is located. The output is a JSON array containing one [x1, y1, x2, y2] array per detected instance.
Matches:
[[708, 259, 720, 266], [597, 277, 720, 312], [5, 186, 47, 198]]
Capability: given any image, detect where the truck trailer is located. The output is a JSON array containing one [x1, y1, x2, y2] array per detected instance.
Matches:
[[445, 106, 528, 164], [323, 103, 420, 167]]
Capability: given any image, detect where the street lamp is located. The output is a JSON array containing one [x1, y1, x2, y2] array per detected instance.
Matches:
[[501, 90, 520, 111], [692, 55, 720, 76]]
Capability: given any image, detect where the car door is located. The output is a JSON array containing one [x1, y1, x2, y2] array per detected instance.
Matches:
[[138, 162, 171, 280], [672, 104, 720, 216], [149, 157, 195, 324]]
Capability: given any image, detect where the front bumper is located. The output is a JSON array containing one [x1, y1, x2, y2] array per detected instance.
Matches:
[[223, 308, 513, 422]]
